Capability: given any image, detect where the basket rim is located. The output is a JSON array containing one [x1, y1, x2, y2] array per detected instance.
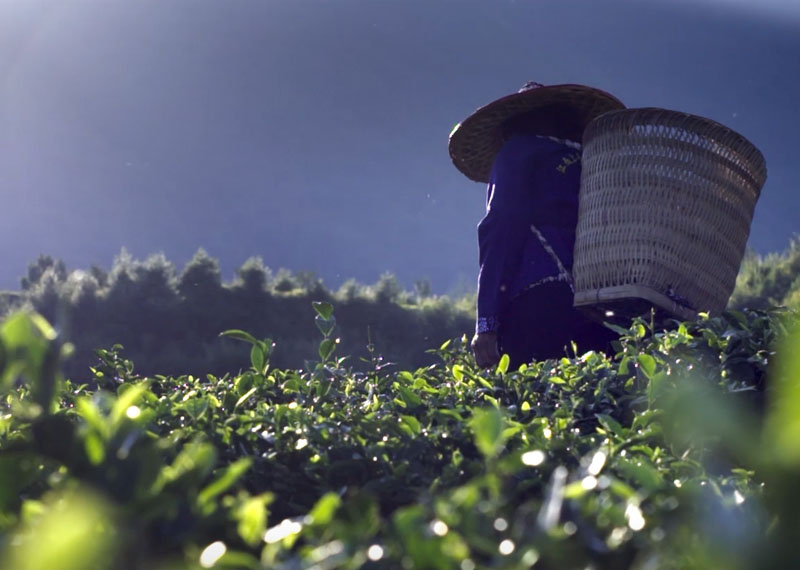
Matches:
[[574, 285, 699, 322], [585, 107, 767, 187]]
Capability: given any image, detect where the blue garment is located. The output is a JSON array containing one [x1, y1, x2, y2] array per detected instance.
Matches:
[[497, 281, 617, 366], [476, 134, 582, 334]]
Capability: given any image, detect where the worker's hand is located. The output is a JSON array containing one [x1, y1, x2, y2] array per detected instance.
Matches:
[[471, 332, 500, 369]]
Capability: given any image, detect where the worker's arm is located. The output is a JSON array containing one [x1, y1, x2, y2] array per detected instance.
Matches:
[[473, 136, 539, 367]]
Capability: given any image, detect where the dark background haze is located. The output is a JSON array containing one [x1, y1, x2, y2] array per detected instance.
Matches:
[[1, 0, 798, 293]]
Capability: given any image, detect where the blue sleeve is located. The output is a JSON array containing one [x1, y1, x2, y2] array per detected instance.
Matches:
[[475, 140, 538, 333]]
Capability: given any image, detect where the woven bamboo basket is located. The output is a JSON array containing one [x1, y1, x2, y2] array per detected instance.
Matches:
[[573, 108, 767, 323]]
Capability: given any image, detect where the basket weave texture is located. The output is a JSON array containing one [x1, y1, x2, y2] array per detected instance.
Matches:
[[573, 108, 767, 318]]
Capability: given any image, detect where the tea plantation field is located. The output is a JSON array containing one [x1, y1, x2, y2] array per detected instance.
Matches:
[[1, 303, 799, 569]]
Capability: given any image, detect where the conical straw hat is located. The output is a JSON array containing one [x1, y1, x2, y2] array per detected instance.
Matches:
[[449, 81, 625, 183]]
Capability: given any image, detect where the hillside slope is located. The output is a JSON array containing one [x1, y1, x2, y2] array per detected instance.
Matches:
[[0, 306, 798, 569]]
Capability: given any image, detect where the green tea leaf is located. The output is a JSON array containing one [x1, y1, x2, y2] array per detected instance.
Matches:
[[397, 371, 415, 383], [156, 441, 217, 491], [198, 458, 253, 507], [476, 376, 494, 389], [596, 413, 625, 437], [619, 356, 631, 376], [110, 382, 150, 430], [0, 312, 60, 407], [181, 398, 210, 421], [637, 354, 656, 379], [608, 478, 637, 500], [76, 398, 109, 441], [235, 373, 254, 396], [400, 415, 421, 436], [316, 315, 337, 337], [84, 432, 105, 465], [235, 387, 258, 410], [412, 377, 437, 393], [470, 407, 506, 459], [646, 371, 668, 405], [237, 494, 273, 546], [3, 311, 57, 344], [604, 322, 631, 336], [319, 338, 337, 361], [615, 457, 664, 492], [396, 384, 422, 408], [563, 481, 589, 499], [250, 345, 265, 373], [496, 354, 510, 375], [219, 329, 258, 346], [312, 301, 334, 320], [309, 492, 341, 526]]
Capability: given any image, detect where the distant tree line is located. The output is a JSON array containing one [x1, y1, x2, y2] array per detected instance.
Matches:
[[728, 237, 800, 310], [2, 239, 796, 381], [1, 250, 475, 381]]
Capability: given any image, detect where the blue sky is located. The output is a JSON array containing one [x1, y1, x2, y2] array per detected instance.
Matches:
[[1, 0, 798, 292], [698, 0, 800, 18]]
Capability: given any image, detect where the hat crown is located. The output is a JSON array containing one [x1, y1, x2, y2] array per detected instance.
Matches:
[[450, 82, 626, 183], [518, 81, 545, 93]]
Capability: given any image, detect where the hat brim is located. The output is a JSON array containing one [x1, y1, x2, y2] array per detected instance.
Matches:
[[448, 84, 625, 183]]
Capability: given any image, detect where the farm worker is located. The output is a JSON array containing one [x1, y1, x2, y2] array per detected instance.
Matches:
[[448, 82, 625, 369]]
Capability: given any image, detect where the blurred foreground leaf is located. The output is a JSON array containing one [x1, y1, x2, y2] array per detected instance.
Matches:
[[0, 487, 117, 570], [764, 317, 800, 466], [470, 407, 506, 459]]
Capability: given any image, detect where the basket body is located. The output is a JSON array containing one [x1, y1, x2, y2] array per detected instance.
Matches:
[[573, 108, 767, 321]]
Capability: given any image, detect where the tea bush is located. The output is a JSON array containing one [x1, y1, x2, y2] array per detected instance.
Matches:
[[0, 303, 798, 569]]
